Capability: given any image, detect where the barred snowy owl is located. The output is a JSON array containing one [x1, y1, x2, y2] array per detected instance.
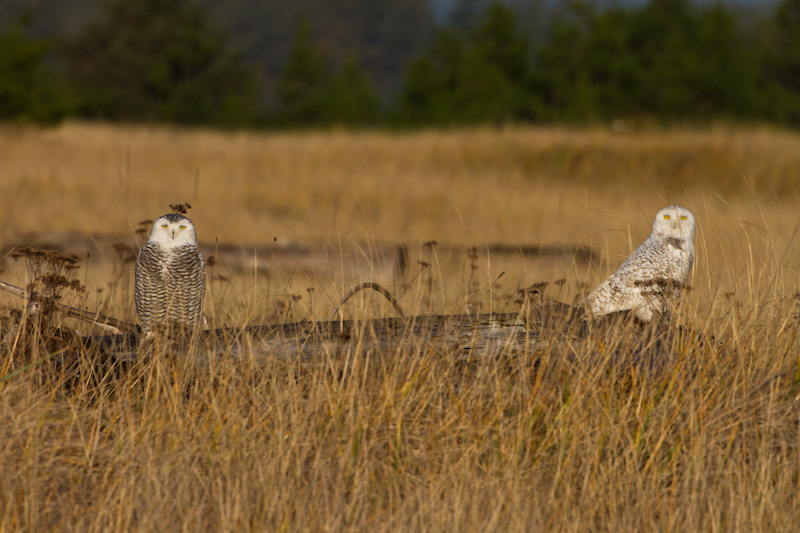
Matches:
[[580, 205, 695, 323], [134, 214, 205, 333]]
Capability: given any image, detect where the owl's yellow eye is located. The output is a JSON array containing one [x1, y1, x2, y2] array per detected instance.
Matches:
[[663, 215, 671, 220], [680, 216, 687, 220], [161, 224, 168, 228], [179, 225, 186, 229]]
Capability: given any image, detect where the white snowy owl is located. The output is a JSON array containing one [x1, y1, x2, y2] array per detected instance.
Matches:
[[580, 205, 695, 323], [134, 213, 206, 333]]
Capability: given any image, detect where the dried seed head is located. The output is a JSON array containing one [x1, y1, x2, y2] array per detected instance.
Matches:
[[169, 203, 192, 214]]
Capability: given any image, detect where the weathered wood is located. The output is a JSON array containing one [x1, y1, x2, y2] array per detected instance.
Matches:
[[0, 280, 134, 334], [83, 311, 543, 363], [73, 303, 696, 377], [329, 281, 405, 320]]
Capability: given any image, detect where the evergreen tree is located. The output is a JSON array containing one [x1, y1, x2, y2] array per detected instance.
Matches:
[[393, 30, 465, 125], [531, 5, 599, 121], [688, 4, 759, 119], [772, 0, 800, 89], [0, 16, 68, 122], [63, 0, 261, 127], [533, 0, 760, 123], [326, 55, 381, 127], [394, 2, 533, 126], [275, 21, 330, 126], [197, 0, 434, 106], [453, 1, 534, 123], [761, 0, 800, 124], [472, 1, 528, 83]]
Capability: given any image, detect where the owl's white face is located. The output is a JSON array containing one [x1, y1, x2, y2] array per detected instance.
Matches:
[[148, 214, 198, 248], [651, 205, 695, 244]]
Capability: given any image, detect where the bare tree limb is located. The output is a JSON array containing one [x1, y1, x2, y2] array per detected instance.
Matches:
[[0, 280, 135, 335], [330, 282, 405, 322]]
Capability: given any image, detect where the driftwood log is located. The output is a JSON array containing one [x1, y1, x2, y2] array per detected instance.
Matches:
[[85, 311, 549, 364], [83, 303, 686, 377], [0, 280, 134, 334], [0, 240, 698, 376], [0, 275, 577, 365], [0, 268, 687, 376]]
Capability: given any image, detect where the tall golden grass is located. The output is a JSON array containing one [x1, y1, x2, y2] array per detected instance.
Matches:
[[1, 122, 800, 530]]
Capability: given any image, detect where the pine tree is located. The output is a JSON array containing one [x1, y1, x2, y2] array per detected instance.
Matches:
[[63, 0, 261, 127], [326, 55, 380, 127], [275, 21, 330, 126], [394, 2, 534, 126], [532, 0, 761, 123], [393, 30, 465, 125], [0, 16, 68, 122], [762, 0, 800, 124], [454, 1, 533, 123]]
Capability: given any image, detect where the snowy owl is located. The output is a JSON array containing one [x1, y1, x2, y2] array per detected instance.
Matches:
[[580, 205, 695, 323], [134, 213, 206, 333]]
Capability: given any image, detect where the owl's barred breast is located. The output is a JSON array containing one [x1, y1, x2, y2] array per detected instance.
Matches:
[[135, 241, 205, 332]]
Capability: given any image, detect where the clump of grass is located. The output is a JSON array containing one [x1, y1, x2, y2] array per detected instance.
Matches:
[[2, 225, 798, 530], [2, 247, 86, 381], [2, 125, 800, 530]]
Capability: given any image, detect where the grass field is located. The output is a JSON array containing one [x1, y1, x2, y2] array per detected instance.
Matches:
[[1, 122, 800, 530]]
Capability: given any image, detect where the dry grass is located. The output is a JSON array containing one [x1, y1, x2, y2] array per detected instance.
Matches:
[[1, 122, 800, 531]]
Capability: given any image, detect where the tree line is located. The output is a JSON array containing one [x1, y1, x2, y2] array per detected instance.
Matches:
[[1, 0, 799, 129]]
